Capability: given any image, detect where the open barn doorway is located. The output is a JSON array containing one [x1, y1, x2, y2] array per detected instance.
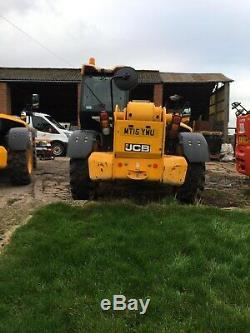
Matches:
[[130, 84, 154, 102], [163, 83, 215, 123], [10, 82, 78, 123]]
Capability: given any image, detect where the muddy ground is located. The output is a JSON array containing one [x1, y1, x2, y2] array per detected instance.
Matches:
[[0, 157, 249, 247]]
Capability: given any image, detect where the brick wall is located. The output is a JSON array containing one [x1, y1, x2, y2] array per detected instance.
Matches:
[[153, 84, 163, 107], [0, 83, 11, 114]]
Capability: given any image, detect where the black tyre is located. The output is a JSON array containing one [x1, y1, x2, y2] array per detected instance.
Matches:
[[8, 150, 33, 185], [51, 141, 65, 157], [176, 163, 205, 204], [70, 159, 95, 200]]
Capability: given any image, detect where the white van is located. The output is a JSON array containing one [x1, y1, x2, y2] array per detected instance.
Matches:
[[22, 111, 72, 156]]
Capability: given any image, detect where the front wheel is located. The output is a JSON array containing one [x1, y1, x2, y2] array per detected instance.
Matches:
[[176, 163, 205, 204], [51, 141, 65, 157], [70, 158, 96, 200]]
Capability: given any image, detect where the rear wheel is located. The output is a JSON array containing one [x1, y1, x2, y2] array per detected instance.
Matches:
[[70, 158, 96, 200], [8, 150, 33, 185], [176, 163, 205, 204]]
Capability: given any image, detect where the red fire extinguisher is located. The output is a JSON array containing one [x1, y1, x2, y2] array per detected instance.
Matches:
[[100, 110, 110, 136]]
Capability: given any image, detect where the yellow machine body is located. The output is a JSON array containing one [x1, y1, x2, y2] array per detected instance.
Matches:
[[0, 113, 27, 126], [88, 102, 189, 185], [0, 114, 29, 170], [0, 146, 8, 169]]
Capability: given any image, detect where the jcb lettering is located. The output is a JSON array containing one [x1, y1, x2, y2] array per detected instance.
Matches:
[[124, 143, 150, 153], [141, 145, 150, 152]]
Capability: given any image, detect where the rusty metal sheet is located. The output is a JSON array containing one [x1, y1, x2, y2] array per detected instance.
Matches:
[[0, 67, 233, 84], [137, 70, 161, 84], [0, 67, 162, 84], [160, 72, 233, 83], [0, 67, 82, 82]]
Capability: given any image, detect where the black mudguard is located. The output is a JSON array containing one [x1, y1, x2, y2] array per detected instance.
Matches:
[[179, 132, 210, 162], [8, 127, 31, 151], [67, 130, 99, 159]]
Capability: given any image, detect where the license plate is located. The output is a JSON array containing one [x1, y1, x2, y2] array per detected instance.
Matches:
[[122, 126, 157, 137]]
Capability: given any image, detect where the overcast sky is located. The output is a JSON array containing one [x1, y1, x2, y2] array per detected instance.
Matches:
[[1, 0, 250, 125]]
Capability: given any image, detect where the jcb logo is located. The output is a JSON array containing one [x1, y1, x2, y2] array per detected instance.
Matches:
[[124, 143, 150, 153]]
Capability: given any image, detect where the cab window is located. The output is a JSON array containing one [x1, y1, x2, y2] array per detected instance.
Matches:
[[32, 116, 59, 134]]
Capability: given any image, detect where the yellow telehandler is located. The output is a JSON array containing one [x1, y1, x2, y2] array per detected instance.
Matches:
[[68, 60, 209, 203], [0, 113, 35, 185]]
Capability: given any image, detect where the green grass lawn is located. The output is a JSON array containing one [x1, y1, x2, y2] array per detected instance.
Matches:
[[0, 201, 249, 333]]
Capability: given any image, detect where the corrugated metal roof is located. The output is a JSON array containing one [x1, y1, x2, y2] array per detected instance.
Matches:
[[0, 67, 233, 84], [137, 70, 162, 84], [160, 72, 233, 83], [0, 67, 162, 84], [0, 67, 81, 82]]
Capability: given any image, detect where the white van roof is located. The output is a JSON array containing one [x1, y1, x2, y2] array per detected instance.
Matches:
[[32, 112, 50, 117]]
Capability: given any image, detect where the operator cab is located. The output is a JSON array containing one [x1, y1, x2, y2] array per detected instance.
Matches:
[[80, 61, 137, 150], [80, 61, 130, 132]]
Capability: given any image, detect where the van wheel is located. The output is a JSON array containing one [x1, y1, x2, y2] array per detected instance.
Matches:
[[8, 150, 33, 185], [70, 158, 96, 200], [51, 142, 65, 156]]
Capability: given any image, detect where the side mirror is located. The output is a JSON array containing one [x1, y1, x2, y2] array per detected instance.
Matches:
[[113, 67, 138, 91], [20, 111, 27, 122], [32, 94, 40, 109], [169, 94, 181, 102]]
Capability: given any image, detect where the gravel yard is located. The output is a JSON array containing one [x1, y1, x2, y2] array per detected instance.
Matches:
[[0, 157, 70, 248]]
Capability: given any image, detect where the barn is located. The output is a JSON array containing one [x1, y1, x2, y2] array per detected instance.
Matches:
[[0, 67, 232, 140]]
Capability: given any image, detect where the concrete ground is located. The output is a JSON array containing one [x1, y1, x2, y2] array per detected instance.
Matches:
[[0, 157, 249, 249]]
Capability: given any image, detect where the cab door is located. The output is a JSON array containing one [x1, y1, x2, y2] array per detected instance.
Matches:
[[31, 115, 60, 141]]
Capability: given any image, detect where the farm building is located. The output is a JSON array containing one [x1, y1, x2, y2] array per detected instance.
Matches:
[[0, 67, 232, 140]]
